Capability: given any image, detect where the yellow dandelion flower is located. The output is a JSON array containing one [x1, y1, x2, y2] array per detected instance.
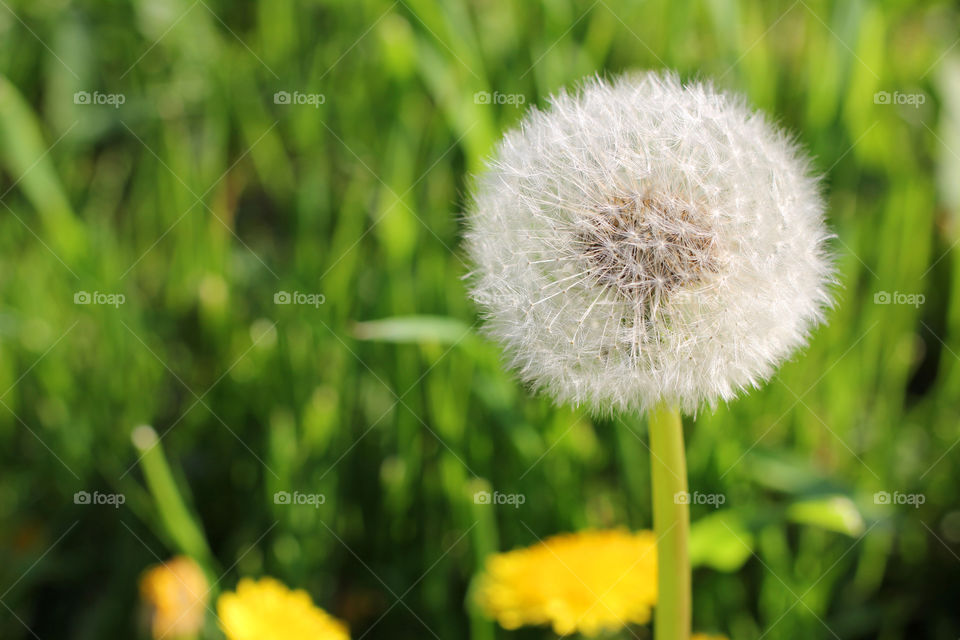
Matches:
[[217, 576, 349, 640], [475, 529, 658, 637], [139, 555, 209, 639], [692, 634, 728, 640]]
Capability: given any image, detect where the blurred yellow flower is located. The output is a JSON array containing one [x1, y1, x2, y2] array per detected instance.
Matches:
[[217, 576, 349, 640], [139, 555, 209, 639], [692, 634, 728, 640], [475, 529, 657, 637]]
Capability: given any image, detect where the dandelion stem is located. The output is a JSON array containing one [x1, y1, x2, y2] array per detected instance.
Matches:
[[648, 403, 690, 640]]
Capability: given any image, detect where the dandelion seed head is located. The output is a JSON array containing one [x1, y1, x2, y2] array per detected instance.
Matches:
[[464, 72, 834, 414]]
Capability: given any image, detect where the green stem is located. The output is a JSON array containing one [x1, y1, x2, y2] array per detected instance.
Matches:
[[648, 403, 690, 640], [132, 425, 216, 585]]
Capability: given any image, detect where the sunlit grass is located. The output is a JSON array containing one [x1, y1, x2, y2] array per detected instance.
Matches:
[[0, 1, 958, 638]]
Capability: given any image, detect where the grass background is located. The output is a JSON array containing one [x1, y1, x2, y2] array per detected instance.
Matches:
[[1, 0, 959, 638]]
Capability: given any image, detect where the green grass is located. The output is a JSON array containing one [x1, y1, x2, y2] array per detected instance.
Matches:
[[1, 0, 959, 638]]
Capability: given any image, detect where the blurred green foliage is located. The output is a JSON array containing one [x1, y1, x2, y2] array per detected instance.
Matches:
[[1, 0, 959, 638]]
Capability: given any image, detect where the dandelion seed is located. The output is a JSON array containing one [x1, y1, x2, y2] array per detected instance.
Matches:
[[464, 72, 834, 414]]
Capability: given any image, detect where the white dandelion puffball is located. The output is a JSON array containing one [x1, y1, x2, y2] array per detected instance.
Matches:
[[464, 72, 833, 414]]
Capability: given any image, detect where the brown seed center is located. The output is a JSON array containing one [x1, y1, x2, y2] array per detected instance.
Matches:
[[576, 193, 719, 305]]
